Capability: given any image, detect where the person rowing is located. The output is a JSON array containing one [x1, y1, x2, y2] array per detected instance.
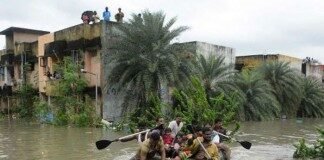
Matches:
[[212, 118, 231, 160], [176, 127, 220, 160], [130, 130, 166, 160]]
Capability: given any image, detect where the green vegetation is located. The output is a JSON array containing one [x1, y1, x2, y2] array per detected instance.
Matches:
[[105, 10, 324, 130], [298, 77, 324, 118], [293, 128, 324, 159], [7, 57, 100, 127], [172, 76, 238, 125], [235, 70, 280, 121], [3, 10, 324, 130], [258, 61, 302, 118], [107, 10, 191, 114], [49, 57, 100, 127], [16, 84, 38, 118]]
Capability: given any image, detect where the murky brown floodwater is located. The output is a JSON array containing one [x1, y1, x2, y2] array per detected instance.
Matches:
[[0, 118, 323, 160]]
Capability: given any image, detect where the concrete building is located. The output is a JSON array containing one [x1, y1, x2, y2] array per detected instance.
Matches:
[[235, 54, 302, 72], [0, 27, 49, 113], [235, 54, 324, 82], [176, 41, 235, 65], [0, 22, 238, 120]]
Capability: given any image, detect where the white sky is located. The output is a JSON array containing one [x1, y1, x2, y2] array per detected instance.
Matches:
[[1, 0, 324, 63]]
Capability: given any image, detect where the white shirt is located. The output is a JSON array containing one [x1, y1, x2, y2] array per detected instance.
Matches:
[[168, 120, 183, 138]]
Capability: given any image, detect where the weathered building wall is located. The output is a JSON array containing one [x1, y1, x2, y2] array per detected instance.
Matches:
[[236, 55, 265, 70], [13, 32, 42, 52], [55, 23, 102, 41], [178, 41, 235, 65], [277, 54, 302, 72], [305, 63, 322, 81], [38, 33, 54, 93], [236, 54, 302, 72], [196, 41, 235, 65], [101, 22, 125, 121]]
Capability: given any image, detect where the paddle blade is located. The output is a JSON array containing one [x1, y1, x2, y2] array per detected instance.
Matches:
[[239, 141, 252, 149], [96, 140, 113, 150]]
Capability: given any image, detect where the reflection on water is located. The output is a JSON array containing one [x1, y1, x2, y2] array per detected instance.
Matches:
[[0, 118, 323, 160]]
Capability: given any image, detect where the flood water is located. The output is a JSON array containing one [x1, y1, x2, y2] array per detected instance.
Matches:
[[0, 118, 323, 160]]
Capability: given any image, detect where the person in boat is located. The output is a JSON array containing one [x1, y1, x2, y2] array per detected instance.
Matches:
[[169, 132, 187, 158], [176, 127, 219, 160], [156, 116, 166, 135], [168, 115, 184, 138], [119, 121, 148, 143], [130, 130, 166, 160], [212, 118, 231, 160], [162, 127, 176, 158]]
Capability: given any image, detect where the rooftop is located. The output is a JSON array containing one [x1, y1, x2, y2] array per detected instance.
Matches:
[[0, 27, 50, 35]]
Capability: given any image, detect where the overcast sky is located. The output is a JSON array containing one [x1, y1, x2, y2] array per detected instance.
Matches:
[[1, 0, 324, 62]]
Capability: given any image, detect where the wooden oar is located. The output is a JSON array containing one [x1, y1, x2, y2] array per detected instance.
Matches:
[[213, 130, 252, 150], [96, 124, 163, 150]]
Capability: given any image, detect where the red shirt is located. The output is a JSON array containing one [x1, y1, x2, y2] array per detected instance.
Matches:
[[162, 134, 174, 145]]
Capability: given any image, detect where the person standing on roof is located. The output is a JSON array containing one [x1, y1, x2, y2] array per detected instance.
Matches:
[[102, 7, 111, 22], [92, 11, 100, 23], [115, 8, 124, 23]]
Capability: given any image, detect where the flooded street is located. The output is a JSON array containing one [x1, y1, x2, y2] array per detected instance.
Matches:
[[0, 118, 323, 160]]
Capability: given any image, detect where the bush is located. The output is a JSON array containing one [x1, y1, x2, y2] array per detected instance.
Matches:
[[33, 97, 53, 123], [293, 128, 324, 159]]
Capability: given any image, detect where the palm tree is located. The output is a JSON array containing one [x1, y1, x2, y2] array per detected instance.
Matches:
[[107, 11, 190, 112], [298, 77, 324, 118], [197, 54, 239, 103], [258, 61, 302, 118], [235, 70, 280, 121]]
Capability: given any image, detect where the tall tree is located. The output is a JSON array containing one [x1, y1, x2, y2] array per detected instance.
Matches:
[[197, 54, 239, 103], [298, 77, 324, 118], [107, 11, 190, 112], [235, 70, 280, 121], [258, 61, 302, 117]]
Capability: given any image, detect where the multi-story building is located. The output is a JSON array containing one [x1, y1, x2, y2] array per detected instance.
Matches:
[[1, 23, 237, 120], [0, 27, 49, 113]]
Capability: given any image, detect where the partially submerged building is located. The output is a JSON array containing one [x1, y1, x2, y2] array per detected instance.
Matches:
[[0, 23, 237, 120], [235, 54, 323, 82], [235, 54, 302, 72], [0, 27, 49, 113]]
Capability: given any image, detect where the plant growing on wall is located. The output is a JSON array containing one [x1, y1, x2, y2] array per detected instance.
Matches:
[[16, 83, 38, 118], [51, 57, 100, 127]]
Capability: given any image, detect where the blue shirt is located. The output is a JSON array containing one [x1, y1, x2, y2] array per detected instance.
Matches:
[[103, 11, 111, 21]]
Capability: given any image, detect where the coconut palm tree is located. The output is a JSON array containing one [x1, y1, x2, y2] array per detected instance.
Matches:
[[235, 70, 280, 121], [197, 54, 240, 103], [298, 77, 324, 118], [106, 11, 190, 112], [258, 61, 302, 118]]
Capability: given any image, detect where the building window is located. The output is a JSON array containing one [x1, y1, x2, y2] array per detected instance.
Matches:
[[0, 66, 4, 81], [40, 57, 47, 67], [71, 50, 81, 64]]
